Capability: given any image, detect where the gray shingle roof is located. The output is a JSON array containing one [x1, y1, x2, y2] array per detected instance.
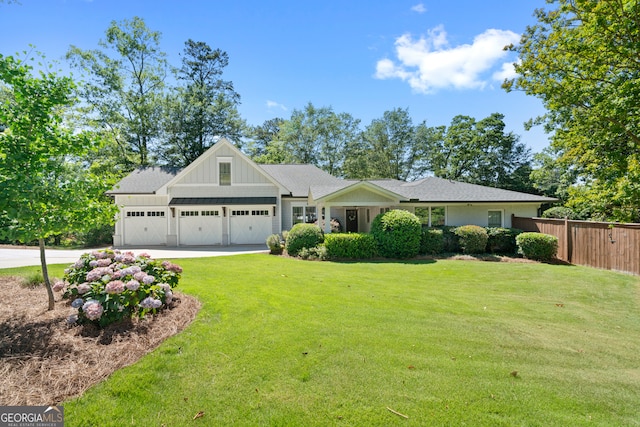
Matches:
[[107, 167, 180, 194], [259, 164, 343, 197]]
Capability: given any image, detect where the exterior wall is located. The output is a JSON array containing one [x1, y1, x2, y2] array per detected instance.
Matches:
[[168, 185, 278, 199], [446, 203, 540, 228], [329, 188, 396, 204], [112, 195, 169, 246]]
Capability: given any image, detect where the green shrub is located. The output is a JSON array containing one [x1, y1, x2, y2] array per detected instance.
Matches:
[[285, 223, 324, 257], [419, 228, 444, 255], [79, 224, 115, 247], [324, 233, 378, 259], [454, 225, 489, 254], [542, 206, 579, 220], [440, 226, 461, 253], [266, 234, 283, 255], [298, 245, 328, 261], [516, 232, 558, 261], [486, 227, 522, 254], [371, 209, 421, 259]]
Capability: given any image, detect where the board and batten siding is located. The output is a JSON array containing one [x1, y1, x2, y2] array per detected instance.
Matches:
[[169, 185, 279, 199], [114, 195, 168, 206]]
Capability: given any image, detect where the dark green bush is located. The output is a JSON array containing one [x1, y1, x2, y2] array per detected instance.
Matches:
[[454, 225, 488, 254], [542, 206, 579, 220], [370, 209, 421, 259], [324, 233, 378, 259], [485, 227, 522, 254], [285, 223, 324, 257], [419, 228, 444, 255], [79, 224, 114, 247], [266, 234, 283, 255], [516, 232, 558, 261], [440, 226, 460, 253]]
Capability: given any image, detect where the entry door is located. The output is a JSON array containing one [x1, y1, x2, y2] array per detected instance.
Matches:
[[346, 209, 358, 233]]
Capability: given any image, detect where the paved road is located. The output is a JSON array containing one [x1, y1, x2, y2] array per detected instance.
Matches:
[[0, 245, 268, 269]]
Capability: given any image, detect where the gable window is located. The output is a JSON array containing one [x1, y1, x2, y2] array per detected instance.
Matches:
[[219, 162, 231, 186], [488, 210, 503, 227]]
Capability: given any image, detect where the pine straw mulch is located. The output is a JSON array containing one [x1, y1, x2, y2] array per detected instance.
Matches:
[[0, 276, 201, 405]]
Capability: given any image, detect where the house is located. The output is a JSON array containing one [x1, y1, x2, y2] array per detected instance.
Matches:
[[108, 138, 556, 247]]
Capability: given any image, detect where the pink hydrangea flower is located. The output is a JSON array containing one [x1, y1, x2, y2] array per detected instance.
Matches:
[[76, 283, 91, 294], [140, 297, 162, 309], [52, 281, 65, 292], [142, 275, 155, 284], [105, 280, 125, 294], [97, 258, 112, 267], [82, 300, 104, 321], [133, 271, 147, 281], [125, 280, 140, 291]]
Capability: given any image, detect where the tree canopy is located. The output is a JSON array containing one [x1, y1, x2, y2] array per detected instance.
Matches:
[[0, 54, 117, 309], [505, 0, 640, 221]]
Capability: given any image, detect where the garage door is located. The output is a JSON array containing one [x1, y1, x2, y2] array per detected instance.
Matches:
[[123, 210, 167, 246], [229, 208, 273, 244], [179, 209, 223, 246]]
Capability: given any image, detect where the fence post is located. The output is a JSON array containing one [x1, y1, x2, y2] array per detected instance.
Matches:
[[564, 216, 571, 263]]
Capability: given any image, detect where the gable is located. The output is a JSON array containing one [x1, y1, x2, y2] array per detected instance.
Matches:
[[310, 181, 405, 205]]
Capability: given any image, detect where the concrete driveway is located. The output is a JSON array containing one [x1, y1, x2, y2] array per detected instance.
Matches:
[[0, 245, 268, 269]]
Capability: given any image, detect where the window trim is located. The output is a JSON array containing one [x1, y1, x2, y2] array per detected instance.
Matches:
[[217, 157, 232, 186], [488, 209, 504, 227]]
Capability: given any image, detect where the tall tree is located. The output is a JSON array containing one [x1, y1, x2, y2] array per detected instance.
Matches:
[[66, 16, 167, 168], [246, 117, 284, 160], [0, 54, 117, 310], [425, 113, 533, 192], [504, 0, 640, 221], [159, 40, 244, 167]]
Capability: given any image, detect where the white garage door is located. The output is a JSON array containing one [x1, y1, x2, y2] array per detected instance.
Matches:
[[179, 209, 223, 246], [229, 208, 273, 244], [123, 210, 167, 246]]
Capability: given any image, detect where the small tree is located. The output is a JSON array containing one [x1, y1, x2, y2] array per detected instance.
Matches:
[[0, 54, 117, 310]]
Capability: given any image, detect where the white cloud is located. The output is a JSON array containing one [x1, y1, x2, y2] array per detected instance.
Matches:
[[411, 3, 427, 14], [492, 60, 519, 82], [266, 100, 287, 111], [375, 26, 520, 93]]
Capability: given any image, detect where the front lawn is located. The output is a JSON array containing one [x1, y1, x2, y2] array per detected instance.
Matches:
[[8, 256, 640, 426]]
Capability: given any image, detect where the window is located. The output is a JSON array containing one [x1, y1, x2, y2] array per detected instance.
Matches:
[[180, 211, 199, 217], [252, 210, 269, 216], [488, 210, 503, 227], [380, 207, 391, 215], [147, 211, 165, 217], [292, 206, 317, 225], [231, 210, 249, 216], [126, 211, 145, 217], [431, 207, 445, 226], [412, 207, 445, 226], [219, 162, 231, 186], [201, 210, 219, 216]]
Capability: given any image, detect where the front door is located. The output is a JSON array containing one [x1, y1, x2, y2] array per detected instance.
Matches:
[[346, 209, 358, 233]]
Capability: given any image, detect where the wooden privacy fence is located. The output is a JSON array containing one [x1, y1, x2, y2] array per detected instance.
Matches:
[[512, 215, 640, 276]]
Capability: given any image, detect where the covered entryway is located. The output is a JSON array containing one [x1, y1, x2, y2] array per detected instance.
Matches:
[[178, 208, 223, 246], [346, 209, 358, 233], [123, 209, 167, 246], [229, 207, 272, 244]]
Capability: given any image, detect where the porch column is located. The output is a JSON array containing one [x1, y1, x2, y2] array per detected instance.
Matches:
[[324, 204, 332, 234]]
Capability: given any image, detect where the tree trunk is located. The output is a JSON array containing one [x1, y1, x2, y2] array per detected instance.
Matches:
[[39, 238, 55, 311]]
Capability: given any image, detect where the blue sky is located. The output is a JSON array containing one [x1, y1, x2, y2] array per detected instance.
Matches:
[[1, 0, 550, 152]]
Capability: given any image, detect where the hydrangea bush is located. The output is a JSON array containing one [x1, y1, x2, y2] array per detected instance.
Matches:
[[59, 249, 182, 327]]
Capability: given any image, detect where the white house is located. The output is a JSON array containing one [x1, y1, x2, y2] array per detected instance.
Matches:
[[108, 138, 556, 247]]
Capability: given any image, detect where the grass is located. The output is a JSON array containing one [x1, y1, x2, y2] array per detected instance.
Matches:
[[4, 255, 640, 426]]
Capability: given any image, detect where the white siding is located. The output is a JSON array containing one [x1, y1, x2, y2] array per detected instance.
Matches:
[[446, 204, 540, 228], [169, 185, 278, 199]]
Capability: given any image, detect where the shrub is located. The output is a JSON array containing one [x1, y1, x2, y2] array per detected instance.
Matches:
[[285, 223, 324, 257], [60, 249, 182, 327], [371, 209, 421, 259], [298, 245, 328, 261], [516, 232, 558, 261], [486, 227, 522, 254], [324, 233, 378, 259], [542, 206, 579, 220], [454, 225, 489, 254], [419, 228, 444, 255], [440, 226, 461, 253], [266, 234, 283, 255], [79, 224, 115, 247]]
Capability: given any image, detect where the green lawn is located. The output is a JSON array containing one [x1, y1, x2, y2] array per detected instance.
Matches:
[[6, 256, 640, 426]]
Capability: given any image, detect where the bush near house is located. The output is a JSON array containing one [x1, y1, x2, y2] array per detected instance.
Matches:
[[486, 227, 522, 254], [440, 226, 461, 253], [266, 234, 284, 255], [516, 232, 558, 261], [419, 227, 444, 255], [542, 206, 580, 220], [454, 225, 489, 254], [285, 223, 324, 257], [371, 209, 421, 259], [324, 233, 378, 259]]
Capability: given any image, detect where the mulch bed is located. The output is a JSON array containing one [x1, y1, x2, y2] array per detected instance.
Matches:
[[0, 276, 201, 405]]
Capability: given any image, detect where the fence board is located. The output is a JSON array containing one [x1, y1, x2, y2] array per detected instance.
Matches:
[[512, 216, 640, 276]]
